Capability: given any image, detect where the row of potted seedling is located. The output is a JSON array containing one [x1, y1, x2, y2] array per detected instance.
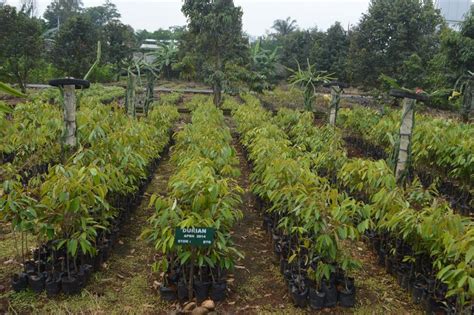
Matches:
[[232, 97, 364, 310], [142, 101, 243, 303], [271, 107, 473, 313], [338, 106, 473, 215], [6, 104, 180, 296]]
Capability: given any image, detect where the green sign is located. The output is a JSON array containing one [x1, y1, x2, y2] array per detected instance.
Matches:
[[175, 227, 215, 247]]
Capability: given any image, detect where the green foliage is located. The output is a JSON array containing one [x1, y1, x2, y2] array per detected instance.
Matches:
[[0, 5, 43, 92], [233, 99, 363, 289], [181, 0, 248, 104], [52, 14, 100, 77], [44, 0, 83, 29], [1, 96, 179, 266], [103, 21, 136, 78], [143, 102, 243, 280], [150, 42, 179, 79], [348, 0, 443, 88], [337, 106, 474, 190], [0, 82, 27, 98], [271, 17, 298, 37], [155, 92, 182, 106]]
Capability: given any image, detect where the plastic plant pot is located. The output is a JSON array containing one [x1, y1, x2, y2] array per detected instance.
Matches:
[[45, 277, 61, 297], [159, 285, 177, 302], [338, 285, 356, 308], [193, 280, 211, 303], [11, 273, 28, 292], [309, 287, 326, 310], [61, 275, 81, 295], [28, 272, 45, 294], [177, 280, 189, 302], [322, 280, 337, 308], [210, 280, 227, 302], [290, 285, 309, 308]]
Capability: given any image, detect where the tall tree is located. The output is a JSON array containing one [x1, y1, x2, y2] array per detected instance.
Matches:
[[311, 22, 349, 80], [51, 15, 99, 77], [272, 17, 298, 37], [182, 0, 247, 105], [0, 5, 43, 92], [279, 29, 319, 70], [43, 0, 83, 29], [348, 0, 443, 88], [84, 0, 120, 27], [103, 21, 135, 78]]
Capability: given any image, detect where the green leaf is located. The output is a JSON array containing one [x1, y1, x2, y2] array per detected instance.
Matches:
[[0, 82, 27, 98], [465, 247, 474, 265], [70, 198, 80, 212], [68, 239, 78, 257]]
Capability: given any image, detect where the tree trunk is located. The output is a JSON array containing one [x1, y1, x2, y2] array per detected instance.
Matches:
[[213, 82, 222, 107], [126, 74, 136, 117], [395, 98, 415, 183], [461, 83, 473, 123], [329, 87, 342, 126], [63, 84, 77, 147], [145, 71, 154, 116], [213, 52, 223, 107]]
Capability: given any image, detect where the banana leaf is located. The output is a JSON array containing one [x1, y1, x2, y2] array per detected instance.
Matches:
[[0, 82, 27, 98]]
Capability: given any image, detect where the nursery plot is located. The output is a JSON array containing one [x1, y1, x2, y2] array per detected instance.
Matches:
[[337, 106, 473, 216], [227, 96, 423, 313], [1, 148, 176, 313], [0, 98, 179, 307], [270, 106, 473, 314]]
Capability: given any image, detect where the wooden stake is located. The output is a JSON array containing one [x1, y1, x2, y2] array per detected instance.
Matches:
[[63, 84, 77, 147], [329, 86, 342, 126], [395, 98, 415, 182]]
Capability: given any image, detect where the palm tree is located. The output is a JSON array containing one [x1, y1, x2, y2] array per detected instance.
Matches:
[[272, 17, 298, 36]]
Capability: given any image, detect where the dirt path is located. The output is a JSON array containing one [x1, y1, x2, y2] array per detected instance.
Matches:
[[3, 128, 181, 314]]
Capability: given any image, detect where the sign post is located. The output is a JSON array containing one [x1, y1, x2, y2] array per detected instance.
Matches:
[[175, 227, 215, 300], [175, 227, 215, 247]]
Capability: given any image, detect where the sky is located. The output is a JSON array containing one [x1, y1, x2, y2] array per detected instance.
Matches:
[[6, 0, 372, 36]]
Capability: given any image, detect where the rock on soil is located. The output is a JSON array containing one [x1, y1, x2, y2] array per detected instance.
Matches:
[[201, 300, 215, 311]]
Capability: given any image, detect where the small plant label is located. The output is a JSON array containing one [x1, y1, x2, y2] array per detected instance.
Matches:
[[175, 227, 215, 246]]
